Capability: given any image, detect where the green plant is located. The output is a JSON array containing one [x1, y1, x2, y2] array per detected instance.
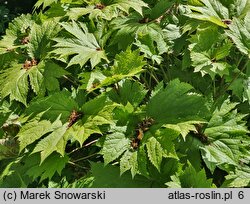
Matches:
[[0, 0, 249, 188]]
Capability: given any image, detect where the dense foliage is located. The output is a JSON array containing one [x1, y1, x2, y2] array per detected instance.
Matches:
[[0, 0, 249, 188]]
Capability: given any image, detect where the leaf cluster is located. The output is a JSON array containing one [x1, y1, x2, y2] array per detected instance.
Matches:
[[0, 0, 249, 188]]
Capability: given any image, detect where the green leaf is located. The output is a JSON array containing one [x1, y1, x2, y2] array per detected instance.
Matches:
[[164, 121, 206, 141], [120, 150, 138, 178], [0, 14, 34, 53], [148, 0, 174, 20], [26, 153, 69, 182], [65, 121, 101, 145], [91, 162, 152, 187], [25, 91, 78, 122], [153, 127, 179, 159], [166, 163, 214, 187], [0, 64, 29, 105], [112, 14, 167, 52], [67, 0, 148, 21], [223, 167, 250, 187], [200, 140, 239, 172], [185, 0, 229, 28], [188, 26, 232, 77], [53, 21, 108, 68], [27, 65, 44, 95], [32, 122, 68, 163], [201, 99, 249, 172], [102, 130, 130, 165], [225, 17, 250, 58], [205, 99, 249, 140], [34, 0, 58, 10], [146, 79, 208, 124], [146, 137, 163, 172], [18, 119, 52, 152], [28, 21, 61, 60], [66, 95, 116, 145], [43, 61, 69, 92], [179, 165, 214, 187], [108, 79, 147, 107], [88, 48, 146, 91], [0, 156, 36, 187]]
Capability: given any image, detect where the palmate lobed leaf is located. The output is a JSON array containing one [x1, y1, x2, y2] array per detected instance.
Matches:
[[67, 0, 148, 21], [201, 99, 249, 173], [112, 14, 168, 53], [19, 92, 115, 162], [87, 48, 146, 91], [166, 163, 214, 188], [28, 21, 61, 60], [53, 21, 108, 68]]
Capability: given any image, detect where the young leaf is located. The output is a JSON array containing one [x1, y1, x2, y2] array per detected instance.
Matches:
[[201, 99, 249, 172], [102, 130, 130, 165], [0, 64, 29, 105], [108, 79, 147, 107], [146, 137, 163, 172], [185, 0, 229, 28], [28, 21, 61, 60], [88, 48, 146, 91], [120, 150, 138, 178], [91, 162, 152, 187], [146, 79, 208, 124], [25, 91, 78, 122], [225, 17, 250, 58]]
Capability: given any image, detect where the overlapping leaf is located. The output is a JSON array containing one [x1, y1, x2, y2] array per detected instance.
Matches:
[[201, 99, 249, 172], [166, 163, 214, 188], [188, 26, 232, 78], [86, 48, 146, 91], [67, 0, 148, 21], [146, 79, 208, 124], [112, 13, 168, 53], [225, 14, 250, 58], [53, 21, 108, 68]]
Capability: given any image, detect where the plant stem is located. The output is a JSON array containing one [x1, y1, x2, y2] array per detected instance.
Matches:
[[216, 59, 249, 98], [68, 161, 89, 170], [72, 153, 98, 163], [68, 139, 98, 155]]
